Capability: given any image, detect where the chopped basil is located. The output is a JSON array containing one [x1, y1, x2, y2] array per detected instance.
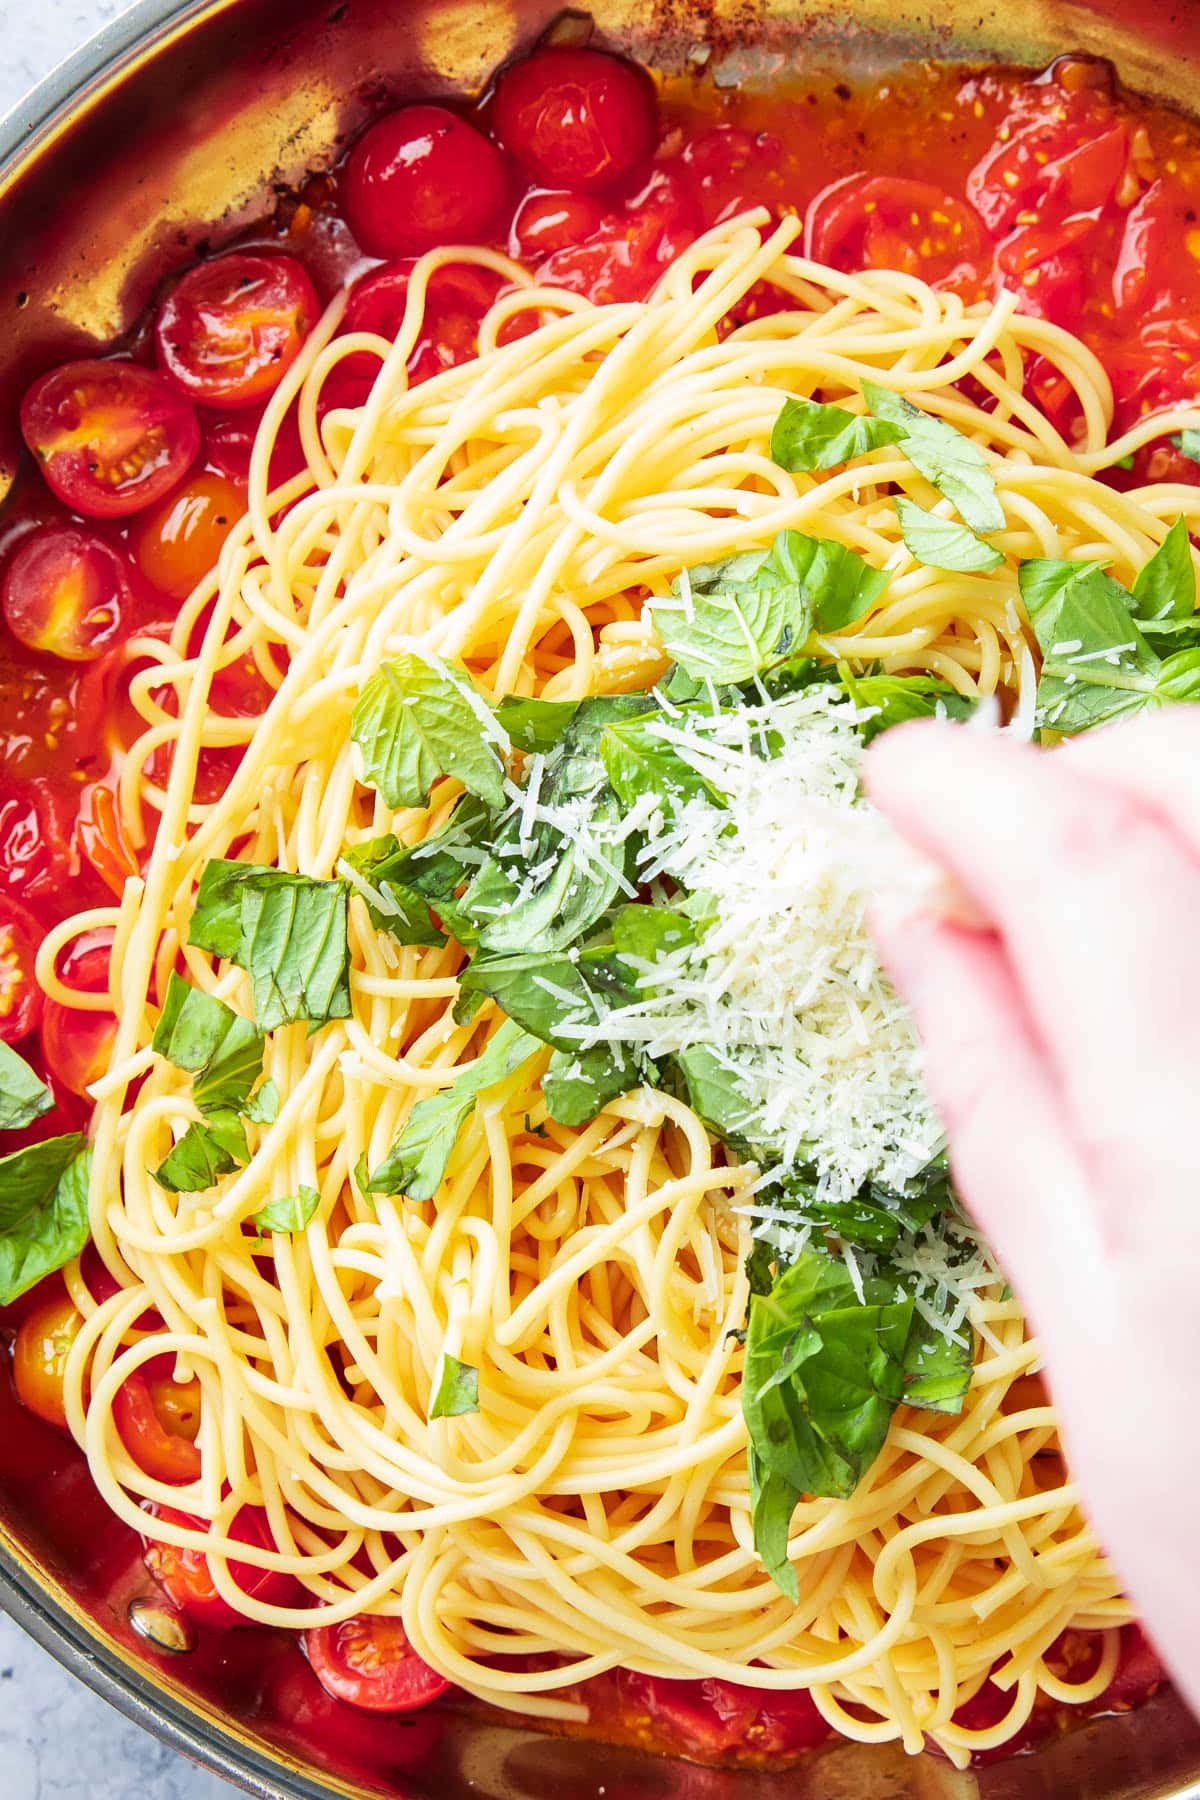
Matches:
[[252, 1184, 321, 1234], [351, 653, 506, 812], [770, 395, 904, 472], [364, 1019, 540, 1202], [190, 861, 351, 1031], [429, 1353, 479, 1420], [895, 497, 1004, 573], [152, 974, 265, 1114], [1172, 429, 1200, 465], [492, 696, 584, 753], [1130, 516, 1195, 623], [153, 1111, 249, 1194], [243, 1078, 280, 1125], [840, 669, 975, 742], [862, 380, 1004, 533], [0, 1041, 54, 1133], [0, 1136, 91, 1306]]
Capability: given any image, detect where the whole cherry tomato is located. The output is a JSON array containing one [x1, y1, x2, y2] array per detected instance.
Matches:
[[491, 47, 657, 194], [342, 105, 511, 256], [131, 472, 245, 601], [12, 1293, 83, 1431]]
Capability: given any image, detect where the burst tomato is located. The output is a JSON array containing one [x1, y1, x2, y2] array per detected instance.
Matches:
[[535, 166, 698, 304], [40, 930, 117, 1097], [305, 1617, 451, 1712], [0, 779, 83, 914], [202, 406, 307, 490], [20, 360, 200, 518], [511, 190, 605, 258], [342, 106, 511, 256], [143, 1502, 299, 1628], [491, 47, 657, 194], [155, 253, 320, 408], [0, 894, 45, 1043], [113, 1366, 203, 1484], [1, 525, 131, 662], [12, 1293, 83, 1431], [806, 174, 987, 292], [131, 472, 245, 600], [335, 260, 507, 401]]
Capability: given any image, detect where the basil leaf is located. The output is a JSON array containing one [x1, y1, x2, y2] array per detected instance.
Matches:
[[600, 717, 713, 816], [493, 697, 583, 753], [895, 498, 1004, 573], [790, 535, 891, 634], [651, 552, 809, 683], [190, 861, 351, 1031], [1157, 645, 1200, 701], [1172, 429, 1200, 465], [351, 654, 505, 811], [365, 1019, 540, 1201], [0, 1137, 91, 1307], [458, 945, 639, 1051], [770, 395, 904, 472], [748, 1450, 801, 1603], [541, 1045, 635, 1126], [430, 1353, 479, 1420], [610, 904, 697, 966], [837, 669, 974, 744], [340, 841, 446, 946], [0, 1041, 54, 1133], [252, 1184, 321, 1234], [1021, 559, 1162, 734], [152, 974, 265, 1115], [243, 1079, 280, 1125], [902, 1311, 974, 1413], [153, 1109, 248, 1194], [1131, 516, 1195, 622], [673, 1044, 757, 1149], [862, 381, 1004, 533]]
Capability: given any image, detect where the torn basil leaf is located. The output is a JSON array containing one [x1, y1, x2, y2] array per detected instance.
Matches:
[[152, 974, 265, 1115], [0, 1136, 91, 1307], [770, 395, 904, 473], [895, 497, 1004, 574], [0, 1041, 54, 1133], [351, 653, 506, 811], [651, 547, 810, 683], [153, 1110, 249, 1194], [492, 696, 583, 753], [1172, 429, 1200, 465], [840, 668, 975, 742], [252, 1184, 321, 1234], [364, 1019, 540, 1202], [1130, 516, 1195, 623], [430, 1353, 479, 1420], [243, 1078, 280, 1125], [862, 380, 1004, 533], [1022, 558, 1170, 734], [190, 861, 351, 1031]]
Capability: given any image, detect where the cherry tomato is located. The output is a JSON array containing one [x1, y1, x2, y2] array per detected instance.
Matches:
[[967, 90, 1126, 238], [613, 1672, 829, 1758], [155, 253, 319, 409], [20, 360, 200, 519], [305, 1616, 451, 1712], [535, 167, 698, 305], [113, 1366, 202, 1483], [1101, 312, 1200, 430], [75, 780, 141, 900], [806, 174, 987, 292], [491, 48, 657, 194], [335, 260, 507, 402], [203, 406, 307, 490], [41, 930, 117, 1098], [0, 895, 45, 1043], [131, 472, 245, 601], [341, 106, 510, 257], [0, 779, 82, 914], [1, 525, 130, 663], [143, 1502, 299, 1628], [12, 1293, 82, 1431], [511, 190, 605, 258], [679, 125, 785, 227]]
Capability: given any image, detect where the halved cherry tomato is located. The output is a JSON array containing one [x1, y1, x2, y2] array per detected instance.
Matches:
[[0, 895, 45, 1043], [131, 472, 245, 600], [305, 1616, 451, 1712], [335, 261, 508, 402], [0, 778, 86, 916], [155, 253, 319, 409], [143, 1502, 300, 1628], [113, 1366, 202, 1483], [41, 930, 117, 1097], [535, 167, 698, 305], [679, 125, 785, 227], [12, 1293, 83, 1431], [341, 106, 511, 257], [203, 406, 308, 490], [806, 174, 987, 292], [1, 525, 130, 663], [491, 47, 657, 194], [20, 360, 200, 519], [511, 190, 605, 258]]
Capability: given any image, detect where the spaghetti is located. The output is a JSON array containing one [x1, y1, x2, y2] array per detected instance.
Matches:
[[43, 209, 1200, 1765]]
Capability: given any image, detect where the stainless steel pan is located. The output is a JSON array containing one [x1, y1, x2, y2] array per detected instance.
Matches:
[[1, 0, 1198, 1791]]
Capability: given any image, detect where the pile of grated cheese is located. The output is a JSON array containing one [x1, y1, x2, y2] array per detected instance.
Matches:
[[571, 684, 949, 1204]]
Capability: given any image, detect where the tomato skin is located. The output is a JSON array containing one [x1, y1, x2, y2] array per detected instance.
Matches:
[[202, 406, 307, 490], [131, 472, 245, 601], [335, 260, 507, 402], [305, 1617, 451, 1712], [0, 894, 45, 1044], [511, 190, 605, 258], [613, 1672, 830, 1758], [40, 930, 117, 1099], [806, 174, 986, 291], [11, 1293, 83, 1431], [535, 166, 698, 305], [678, 125, 785, 227], [491, 48, 657, 194], [1, 525, 130, 663], [1099, 1624, 1165, 1711], [143, 1502, 300, 1628], [342, 106, 511, 257], [20, 360, 200, 519], [155, 254, 319, 409], [113, 1367, 203, 1484]]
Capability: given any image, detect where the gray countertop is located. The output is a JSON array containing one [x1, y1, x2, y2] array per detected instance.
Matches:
[[0, 2, 261, 1793]]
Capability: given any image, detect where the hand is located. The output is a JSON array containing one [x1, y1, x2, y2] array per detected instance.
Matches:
[[865, 710, 1200, 1722]]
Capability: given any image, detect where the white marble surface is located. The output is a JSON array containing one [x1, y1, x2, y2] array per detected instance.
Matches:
[[0, 17, 246, 1797]]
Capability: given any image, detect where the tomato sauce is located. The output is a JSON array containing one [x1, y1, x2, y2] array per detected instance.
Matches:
[[0, 37, 1182, 1778]]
